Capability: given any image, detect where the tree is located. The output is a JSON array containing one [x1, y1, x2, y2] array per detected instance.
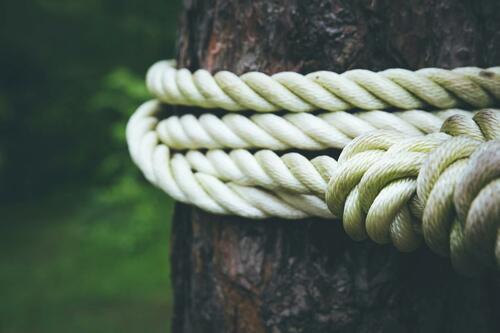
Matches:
[[170, 1, 500, 332]]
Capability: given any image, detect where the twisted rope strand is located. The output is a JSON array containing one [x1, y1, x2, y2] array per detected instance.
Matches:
[[147, 60, 500, 112], [156, 107, 477, 150]]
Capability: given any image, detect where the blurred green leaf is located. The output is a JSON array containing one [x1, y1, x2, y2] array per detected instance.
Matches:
[[0, 0, 181, 201], [0, 0, 182, 331]]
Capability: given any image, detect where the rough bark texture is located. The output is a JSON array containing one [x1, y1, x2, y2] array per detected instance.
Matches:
[[170, 1, 500, 332]]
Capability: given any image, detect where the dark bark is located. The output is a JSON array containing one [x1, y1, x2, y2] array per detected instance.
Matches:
[[170, 1, 500, 332]]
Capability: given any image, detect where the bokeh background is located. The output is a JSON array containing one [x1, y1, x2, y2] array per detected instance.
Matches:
[[0, 1, 181, 331]]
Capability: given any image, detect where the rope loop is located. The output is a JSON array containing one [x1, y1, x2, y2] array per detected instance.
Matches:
[[128, 60, 500, 274]]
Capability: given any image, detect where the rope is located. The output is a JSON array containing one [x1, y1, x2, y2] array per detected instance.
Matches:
[[326, 110, 500, 274], [127, 100, 335, 219], [156, 108, 474, 150], [147, 60, 500, 112], [127, 101, 489, 212], [127, 60, 500, 274]]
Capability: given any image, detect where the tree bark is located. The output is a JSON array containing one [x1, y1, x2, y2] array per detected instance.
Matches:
[[170, 1, 500, 332]]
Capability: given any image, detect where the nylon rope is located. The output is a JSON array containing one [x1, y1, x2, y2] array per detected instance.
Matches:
[[127, 60, 500, 274]]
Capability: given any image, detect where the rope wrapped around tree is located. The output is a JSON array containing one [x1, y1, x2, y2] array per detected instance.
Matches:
[[127, 60, 500, 274]]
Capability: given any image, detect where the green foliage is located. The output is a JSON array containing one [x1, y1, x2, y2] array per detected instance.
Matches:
[[0, 0, 181, 331], [0, 181, 174, 332], [0, 0, 181, 200]]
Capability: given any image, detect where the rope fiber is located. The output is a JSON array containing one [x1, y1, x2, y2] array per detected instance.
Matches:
[[127, 60, 500, 274]]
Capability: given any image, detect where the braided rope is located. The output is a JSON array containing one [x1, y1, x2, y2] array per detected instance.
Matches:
[[147, 60, 500, 112], [128, 60, 500, 273]]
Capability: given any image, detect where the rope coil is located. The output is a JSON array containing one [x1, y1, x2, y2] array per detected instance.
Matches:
[[127, 60, 500, 274]]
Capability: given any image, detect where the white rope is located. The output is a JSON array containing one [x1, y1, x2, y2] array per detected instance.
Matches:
[[147, 60, 500, 112], [127, 100, 334, 218], [128, 60, 500, 273], [128, 60, 500, 219], [126, 99, 496, 219], [156, 108, 474, 150]]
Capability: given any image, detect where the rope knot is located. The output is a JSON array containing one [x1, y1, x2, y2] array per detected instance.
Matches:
[[325, 109, 500, 274]]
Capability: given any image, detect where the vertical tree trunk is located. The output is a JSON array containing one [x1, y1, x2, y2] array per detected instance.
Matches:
[[170, 1, 500, 332]]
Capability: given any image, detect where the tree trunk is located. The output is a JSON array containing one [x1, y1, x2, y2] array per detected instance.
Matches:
[[170, 1, 500, 332]]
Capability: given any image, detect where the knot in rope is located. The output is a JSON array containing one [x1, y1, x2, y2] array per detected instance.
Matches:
[[325, 110, 500, 274]]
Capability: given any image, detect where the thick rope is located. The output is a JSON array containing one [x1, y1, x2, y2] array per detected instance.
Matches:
[[147, 60, 500, 112], [127, 100, 334, 219], [325, 110, 500, 273], [156, 108, 474, 150], [128, 60, 500, 274], [128, 101, 491, 206]]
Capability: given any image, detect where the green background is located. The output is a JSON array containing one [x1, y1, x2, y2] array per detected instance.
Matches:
[[0, 0, 181, 331]]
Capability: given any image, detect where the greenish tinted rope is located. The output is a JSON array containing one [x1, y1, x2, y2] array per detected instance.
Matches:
[[326, 110, 500, 274], [127, 60, 500, 274]]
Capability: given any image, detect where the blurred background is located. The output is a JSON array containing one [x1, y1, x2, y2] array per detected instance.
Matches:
[[0, 0, 181, 331]]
